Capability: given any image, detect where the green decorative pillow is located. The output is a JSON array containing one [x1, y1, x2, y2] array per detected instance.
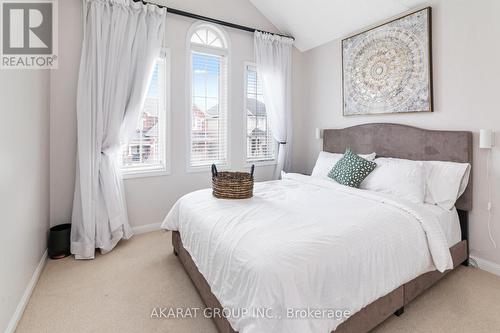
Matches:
[[328, 149, 377, 188]]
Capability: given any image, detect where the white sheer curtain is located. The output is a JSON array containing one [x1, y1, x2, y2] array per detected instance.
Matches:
[[71, 0, 166, 259], [254, 31, 293, 177]]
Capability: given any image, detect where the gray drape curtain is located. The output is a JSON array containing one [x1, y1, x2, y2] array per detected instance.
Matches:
[[71, 0, 166, 259]]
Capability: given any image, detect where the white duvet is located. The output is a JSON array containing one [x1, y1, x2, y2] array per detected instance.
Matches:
[[162, 173, 453, 333]]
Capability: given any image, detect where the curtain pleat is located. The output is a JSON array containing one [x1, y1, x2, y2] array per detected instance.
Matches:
[[254, 31, 293, 178]]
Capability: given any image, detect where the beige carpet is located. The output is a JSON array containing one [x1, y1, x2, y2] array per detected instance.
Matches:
[[16, 231, 500, 333]]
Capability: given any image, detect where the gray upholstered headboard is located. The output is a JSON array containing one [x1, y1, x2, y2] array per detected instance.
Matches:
[[323, 123, 473, 211]]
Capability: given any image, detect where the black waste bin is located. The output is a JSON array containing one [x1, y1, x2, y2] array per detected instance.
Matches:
[[48, 223, 71, 259]]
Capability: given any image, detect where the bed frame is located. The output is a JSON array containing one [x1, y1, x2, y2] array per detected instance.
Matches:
[[172, 123, 473, 333]]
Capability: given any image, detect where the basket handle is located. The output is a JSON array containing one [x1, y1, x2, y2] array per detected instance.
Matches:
[[250, 164, 255, 178], [211, 164, 218, 177]]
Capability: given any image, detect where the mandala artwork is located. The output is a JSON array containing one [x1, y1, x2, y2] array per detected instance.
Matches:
[[342, 8, 432, 115]]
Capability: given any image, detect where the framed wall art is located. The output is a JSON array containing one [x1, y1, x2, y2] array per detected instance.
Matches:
[[342, 7, 433, 116]]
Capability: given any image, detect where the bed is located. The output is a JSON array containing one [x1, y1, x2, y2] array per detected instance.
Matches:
[[163, 123, 472, 333]]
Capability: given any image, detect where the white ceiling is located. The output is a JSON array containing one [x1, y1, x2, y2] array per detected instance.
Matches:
[[249, 0, 425, 51]]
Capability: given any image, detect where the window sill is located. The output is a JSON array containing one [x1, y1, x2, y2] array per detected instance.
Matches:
[[245, 160, 277, 167], [186, 163, 229, 174], [122, 167, 170, 180]]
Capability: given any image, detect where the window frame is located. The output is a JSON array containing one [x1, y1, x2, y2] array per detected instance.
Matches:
[[186, 22, 231, 173], [122, 49, 172, 179], [243, 61, 278, 167]]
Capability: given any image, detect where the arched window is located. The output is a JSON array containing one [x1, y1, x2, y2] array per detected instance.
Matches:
[[187, 23, 229, 169], [190, 25, 227, 48]]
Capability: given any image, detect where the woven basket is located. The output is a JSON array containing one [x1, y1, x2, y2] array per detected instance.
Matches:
[[212, 164, 254, 199]]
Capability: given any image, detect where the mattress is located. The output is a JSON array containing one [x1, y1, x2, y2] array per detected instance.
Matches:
[[421, 204, 461, 247]]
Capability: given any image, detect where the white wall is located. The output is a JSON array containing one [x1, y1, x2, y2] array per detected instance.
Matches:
[[0, 70, 50, 331], [49, 0, 303, 228], [293, 0, 500, 266], [49, 0, 82, 229]]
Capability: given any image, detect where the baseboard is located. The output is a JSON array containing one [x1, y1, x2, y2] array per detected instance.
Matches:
[[132, 222, 161, 235], [5, 249, 48, 333], [470, 255, 500, 276]]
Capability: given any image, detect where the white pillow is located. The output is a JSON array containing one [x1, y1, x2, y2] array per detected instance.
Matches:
[[311, 151, 376, 178], [423, 161, 471, 210], [361, 157, 426, 204]]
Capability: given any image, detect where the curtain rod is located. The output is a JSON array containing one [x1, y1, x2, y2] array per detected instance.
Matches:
[[132, 0, 295, 40]]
